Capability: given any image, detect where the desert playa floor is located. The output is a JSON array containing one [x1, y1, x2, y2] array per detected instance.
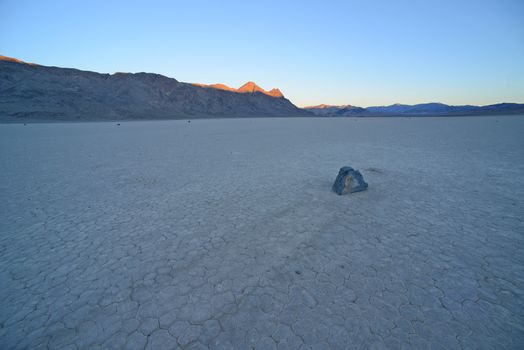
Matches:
[[1, 116, 523, 349]]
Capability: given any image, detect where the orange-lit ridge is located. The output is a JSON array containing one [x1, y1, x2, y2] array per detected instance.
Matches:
[[193, 81, 284, 98], [0, 55, 36, 65]]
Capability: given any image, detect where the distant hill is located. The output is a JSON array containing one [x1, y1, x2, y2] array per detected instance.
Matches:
[[0, 55, 310, 121], [301, 104, 365, 116], [305, 102, 524, 117]]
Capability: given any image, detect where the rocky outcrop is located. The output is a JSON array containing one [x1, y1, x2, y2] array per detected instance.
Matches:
[[0, 55, 311, 121]]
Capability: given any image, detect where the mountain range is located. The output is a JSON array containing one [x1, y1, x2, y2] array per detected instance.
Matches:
[[0, 55, 309, 121], [1, 55, 523, 122], [305, 102, 524, 117]]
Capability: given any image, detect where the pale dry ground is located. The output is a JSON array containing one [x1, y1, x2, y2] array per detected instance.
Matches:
[[1, 116, 523, 349]]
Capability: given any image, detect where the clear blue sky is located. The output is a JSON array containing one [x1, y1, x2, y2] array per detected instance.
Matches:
[[1, 0, 523, 107]]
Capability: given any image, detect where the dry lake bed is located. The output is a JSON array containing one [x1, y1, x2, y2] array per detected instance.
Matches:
[[1, 116, 523, 349]]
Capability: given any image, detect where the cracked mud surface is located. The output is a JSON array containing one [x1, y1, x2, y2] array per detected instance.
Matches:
[[1, 116, 523, 349]]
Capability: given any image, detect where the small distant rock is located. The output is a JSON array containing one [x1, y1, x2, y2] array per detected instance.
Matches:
[[332, 166, 368, 195]]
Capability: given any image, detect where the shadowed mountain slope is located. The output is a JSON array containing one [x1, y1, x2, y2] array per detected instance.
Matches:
[[0, 55, 310, 121]]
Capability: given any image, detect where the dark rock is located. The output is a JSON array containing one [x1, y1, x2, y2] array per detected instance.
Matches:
[[332, 166, 368, 195]]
